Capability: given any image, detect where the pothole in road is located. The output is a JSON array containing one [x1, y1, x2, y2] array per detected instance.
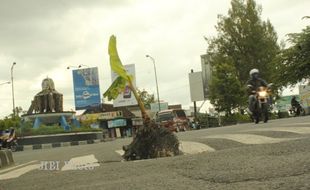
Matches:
[[114, 141, 215, 162]]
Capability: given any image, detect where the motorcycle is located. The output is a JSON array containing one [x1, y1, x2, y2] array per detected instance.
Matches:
[[0, 128, 18, 152], [289, 104, 305, 116], [248, 84, 272, 124]]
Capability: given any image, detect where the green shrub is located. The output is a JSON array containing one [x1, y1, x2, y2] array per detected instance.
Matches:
[[197, 114, 219, 128], [220, 113, 252, 126], [16, 123, 101, 137]]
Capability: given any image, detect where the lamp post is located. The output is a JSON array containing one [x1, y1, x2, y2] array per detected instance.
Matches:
[[67, 65, 90, 70], [0, 81, 10, 86], [78, 64, 90, 68], [146, 55, 161, 111], [11, 62, 16, 118], [67, 65, 79, 70]]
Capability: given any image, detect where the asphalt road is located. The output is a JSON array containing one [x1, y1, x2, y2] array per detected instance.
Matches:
[[1, 116, 310, 190]]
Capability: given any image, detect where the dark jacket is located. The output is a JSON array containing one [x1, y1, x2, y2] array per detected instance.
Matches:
[[246, 78, 268, 94], [291, 98, 299, 107]]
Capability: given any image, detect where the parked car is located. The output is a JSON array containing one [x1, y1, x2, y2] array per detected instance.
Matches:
[[156, 109, 189, 132]]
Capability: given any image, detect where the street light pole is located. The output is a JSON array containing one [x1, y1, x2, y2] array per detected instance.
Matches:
[[146, 55, 161, 111], [11, 62, 16, 118], [0, 81, 10, 86], [67, 65, 79, 70]]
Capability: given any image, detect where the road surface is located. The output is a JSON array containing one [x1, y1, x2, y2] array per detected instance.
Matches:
[[1, 116, 310, 190]]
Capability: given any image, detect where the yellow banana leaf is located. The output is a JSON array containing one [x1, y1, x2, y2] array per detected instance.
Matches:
[[103, 76, 127, 101], [104, 35, 133, 100], [108, 35, 132, 80]]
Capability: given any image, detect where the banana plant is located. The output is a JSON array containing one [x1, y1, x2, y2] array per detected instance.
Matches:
[[103, 35, 150, 123]]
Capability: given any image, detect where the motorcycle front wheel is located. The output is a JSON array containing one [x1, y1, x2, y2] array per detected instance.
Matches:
[[262, 103, 269, 123]]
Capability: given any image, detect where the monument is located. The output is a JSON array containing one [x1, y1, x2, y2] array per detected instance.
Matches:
[[22, 77, 79, 130]]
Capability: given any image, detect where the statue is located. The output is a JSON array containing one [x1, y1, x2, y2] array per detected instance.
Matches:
[[27, 77, 63, 114]]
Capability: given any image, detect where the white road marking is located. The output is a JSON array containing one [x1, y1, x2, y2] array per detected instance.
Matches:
[[0, 164, 40, 180], [250, 127, 310, 134], [0, 160, 38, 174], [61, 154, 100, 171], [115, 141, 215, 156], [282, 122, 310, 126], [179, 141, 215, 154], [115, 150, 124, 156], [204, 134, 297, 144]]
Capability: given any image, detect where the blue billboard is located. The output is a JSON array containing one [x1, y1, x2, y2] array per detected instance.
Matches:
[[72, 67, 101, 110]]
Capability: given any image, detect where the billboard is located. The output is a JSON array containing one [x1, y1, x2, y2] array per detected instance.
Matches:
[[201, 54, 212, 99], [72, 67, 101, 110], [188, 71, 205, 102], [111, 64, 138, 107], [150, 102, 169, 112]]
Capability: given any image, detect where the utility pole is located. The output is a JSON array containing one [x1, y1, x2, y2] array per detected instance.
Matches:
[[11, 62, 16, 118], [146, 55, 161, 112]]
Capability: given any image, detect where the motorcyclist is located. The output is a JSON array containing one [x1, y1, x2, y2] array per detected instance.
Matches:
[[246, 69, 268, 115], [291, 96, 299, 108], [290, 96, 301, 115]]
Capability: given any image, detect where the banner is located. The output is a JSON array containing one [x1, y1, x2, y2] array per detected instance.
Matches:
[[72, 67, 101, 110], [188, 71, 204, 102], [111, 64, 137, 107], [150, 102, 169, 112]]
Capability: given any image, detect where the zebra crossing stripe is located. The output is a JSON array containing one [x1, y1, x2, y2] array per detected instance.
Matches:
[[0, 163, 41, 180], [251, 127, 310, 134], [0, 160, 38, 174], [204, 134, 298, 144], [115, 150, 124, 156], [61, 154, 100, 171], [179, 141, 215, 154]]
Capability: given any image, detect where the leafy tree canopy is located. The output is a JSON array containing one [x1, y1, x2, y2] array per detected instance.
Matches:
[[206, 0, 280, 113], [276, 25, 310, 86], [137, 88, 155, 109]]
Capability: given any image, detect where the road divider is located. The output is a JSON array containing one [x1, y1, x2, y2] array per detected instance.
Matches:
[[0, 149, 14, 169]]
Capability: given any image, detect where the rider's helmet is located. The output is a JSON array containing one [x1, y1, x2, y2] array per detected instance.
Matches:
[[249, 68, 259, 79]]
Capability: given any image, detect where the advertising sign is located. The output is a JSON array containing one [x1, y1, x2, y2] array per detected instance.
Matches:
[[201, 54, 212, 99], [189, 71, 205, 102], [150, 102, 169, 112], [108, 119, 127, 128], [98, 111, 123, 120], [111, 64, 137, 107], [72, 67, 101, 110]]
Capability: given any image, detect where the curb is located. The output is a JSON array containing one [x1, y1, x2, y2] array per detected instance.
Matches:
[[0, 150, 14, 169], [17, 139, 105, 151]]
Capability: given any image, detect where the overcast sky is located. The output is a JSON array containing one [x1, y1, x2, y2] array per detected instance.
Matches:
[[0, 0, 309, 118]]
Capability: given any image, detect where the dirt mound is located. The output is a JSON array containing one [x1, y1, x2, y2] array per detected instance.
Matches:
[[123, 123, 180, 161]]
